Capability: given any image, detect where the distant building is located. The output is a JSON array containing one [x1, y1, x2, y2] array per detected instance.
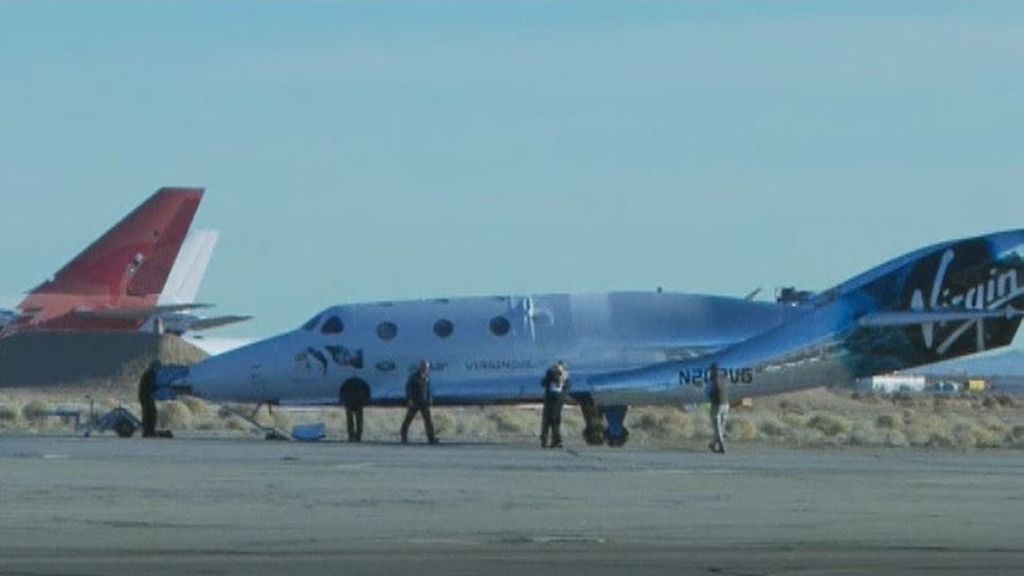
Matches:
[[908, 349, 1024, 395], [865, 374, 927, 394]]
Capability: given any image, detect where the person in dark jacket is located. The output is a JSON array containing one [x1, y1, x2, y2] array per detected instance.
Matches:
[[138, 360, 160, 438], [708, 363, 729, 454], [540, 361, 570, 448], [401, 360, 438, 444]]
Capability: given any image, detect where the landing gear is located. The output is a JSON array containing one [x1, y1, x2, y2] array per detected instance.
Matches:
[[577, 397, 630, 447], [602, 405, 630, 448], [113, 414, 138, 438]]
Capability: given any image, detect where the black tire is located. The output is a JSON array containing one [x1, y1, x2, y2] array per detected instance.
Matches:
[[583, 425, 605, 446], [114, 418, 137, 439], [605, 427, 630, 448]]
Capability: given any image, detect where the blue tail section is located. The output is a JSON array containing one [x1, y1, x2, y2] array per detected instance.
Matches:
[[836, 230, 1024, 375], [588, 230, 1024, 406]]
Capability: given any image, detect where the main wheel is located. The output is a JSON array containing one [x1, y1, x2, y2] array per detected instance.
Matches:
[[114, 418, 137, 438], [605, 427, 630, 447]]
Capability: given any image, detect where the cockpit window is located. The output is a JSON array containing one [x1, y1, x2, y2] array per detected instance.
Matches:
[[301, 314, 322, 331], [321, 316, 344, 335]]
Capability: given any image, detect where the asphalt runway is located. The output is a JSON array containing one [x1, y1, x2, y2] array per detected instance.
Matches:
[[1, 437, 1022, 575]]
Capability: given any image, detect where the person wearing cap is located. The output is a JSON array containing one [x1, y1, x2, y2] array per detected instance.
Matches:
[[401, 360, 438, 444], [540, 361, 571, 448], [708, 363, 729, 454]]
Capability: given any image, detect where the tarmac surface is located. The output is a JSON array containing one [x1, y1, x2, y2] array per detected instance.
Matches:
[[1, 436, 1022, 575]]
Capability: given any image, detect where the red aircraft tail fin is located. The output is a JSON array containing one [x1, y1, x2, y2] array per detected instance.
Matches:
[[29, 187, 204, 298]]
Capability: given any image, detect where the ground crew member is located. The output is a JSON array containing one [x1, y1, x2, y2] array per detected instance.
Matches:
[[401, 360, 438, 444], [138, 360, 160, 438], [708, 363, 729, 453], [540, 361, 570, 448], [342, 382, 368, 442], [345, 400, 364, 443]]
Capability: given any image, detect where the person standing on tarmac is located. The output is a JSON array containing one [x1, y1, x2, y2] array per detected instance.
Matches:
[[401, 360, 438, 444], [345, 398, 364, 443], [342, 383, 368, 442], [138, 360, 160, 438], [540, 361, 570, 448], [708, 363, 729, 454]]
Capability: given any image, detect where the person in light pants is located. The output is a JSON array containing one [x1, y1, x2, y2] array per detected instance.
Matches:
[[708, 363, 729, 454]]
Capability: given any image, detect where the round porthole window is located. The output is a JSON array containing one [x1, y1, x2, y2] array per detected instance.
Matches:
[[489, 315, 511, 336], [433, 319, 454, 339], [377, 321, 398, 341]]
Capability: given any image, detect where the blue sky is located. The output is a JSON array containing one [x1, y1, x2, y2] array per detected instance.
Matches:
[[1, 1, 1022, 338]]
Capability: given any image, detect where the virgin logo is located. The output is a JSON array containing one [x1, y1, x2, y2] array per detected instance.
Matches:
[[910, 249, 1024, 355]]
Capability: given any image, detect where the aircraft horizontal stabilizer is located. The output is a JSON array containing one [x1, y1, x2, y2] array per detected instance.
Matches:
[[858, 307, 1023, 328], [72, 303, 214, 321], [0, 309, 20, 330], [186, 315, 252, 331]]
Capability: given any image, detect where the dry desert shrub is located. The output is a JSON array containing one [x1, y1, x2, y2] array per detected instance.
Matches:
[[781, 413, 806, 430], [180, 396, 212, 419], [158, 401, 193, 430], [994, 394, 1018, 408], [225, 416, 248, 431], [891, 392, 916, 406], [777, 399, 805, 415], [848, 421, 880, 446], [903, 413, 956, 448], [806, 413, 850, 437], [885, 429, 909, 447], [855, 392, 881, 404], [952, 421, 1001, 449], [430, 409, 455, 436], [0, 403, 20, 425], [631, 408, 695, 441], [194, 419, 219, 431], [21, 400, 49, 422], [270, 410, 293, 432], [979, 414, 1010, 436], [487, 409, 531, 435], [755, 415, 787, 438], [789, 426, 825, 447], [876, 414, 898, 430], [726, 416, 758, 441]]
